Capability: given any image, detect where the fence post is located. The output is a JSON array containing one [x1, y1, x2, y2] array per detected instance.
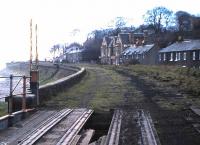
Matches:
[[8, 74, 13, 115], [22, 76, 26, 111]]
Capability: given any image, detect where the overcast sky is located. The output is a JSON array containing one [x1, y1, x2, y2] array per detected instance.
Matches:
[[0, 0, 200, 69]]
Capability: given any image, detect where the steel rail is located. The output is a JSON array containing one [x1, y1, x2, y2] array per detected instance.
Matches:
[[105, 109, 122, 145], [17, 109, 73, 145], [138, 110, 161, 145], [56, 109, 93, 145]]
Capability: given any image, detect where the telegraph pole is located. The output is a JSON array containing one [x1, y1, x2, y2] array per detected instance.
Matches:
[[30, 19, 33, 73], [35, 24, 38, 70]]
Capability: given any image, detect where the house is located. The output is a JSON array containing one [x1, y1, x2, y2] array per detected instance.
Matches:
[[159, 39, 200, 68], [65, 46, 85, 63], [100, 32, 146, 65], [100, 36, 112, 64], [121, 44, 159, 65], [113, 33, 133, 65]]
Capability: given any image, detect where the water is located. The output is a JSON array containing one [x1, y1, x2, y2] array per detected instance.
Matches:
[[0, 68, 28, 102]]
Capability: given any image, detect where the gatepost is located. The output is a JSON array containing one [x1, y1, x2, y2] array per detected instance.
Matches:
[[30, 70, 39, 106]]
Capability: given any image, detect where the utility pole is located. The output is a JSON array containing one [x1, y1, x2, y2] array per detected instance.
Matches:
[[35, 24, 38, 70], [30, 19, 33, 73]]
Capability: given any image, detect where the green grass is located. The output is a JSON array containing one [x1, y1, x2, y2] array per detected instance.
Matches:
[[114, 64, 200, 110], [0, 102, 8, 117], [44, 66, 125, 112], [117, 65, 200, 97]]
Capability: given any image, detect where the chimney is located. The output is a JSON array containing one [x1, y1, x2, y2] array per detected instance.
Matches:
[[177, 35, 183, 42], [142, 39, 145, 46], [128, 33, 132, 44], [135, 39, 139, 47]]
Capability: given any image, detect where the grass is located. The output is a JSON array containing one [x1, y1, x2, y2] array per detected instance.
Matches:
[[117, 65, 200, 96], [114, 64, 200, 110], [0, 102, 7, 117], [44, 65, 125, 112], [42, 64, 200, 112]]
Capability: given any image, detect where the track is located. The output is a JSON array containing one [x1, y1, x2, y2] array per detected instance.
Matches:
[[14, 109, 93, 145], [105, 110, 122, 145], [98, 109, 160, 145], [137, 110, 161, 145]]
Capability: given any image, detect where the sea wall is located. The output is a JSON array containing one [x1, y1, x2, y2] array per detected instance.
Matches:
[[39, 67, 86, 103]]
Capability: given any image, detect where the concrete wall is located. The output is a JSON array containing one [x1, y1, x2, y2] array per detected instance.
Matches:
[[39, 67, 86, 103], [0, 109, 35, 131]]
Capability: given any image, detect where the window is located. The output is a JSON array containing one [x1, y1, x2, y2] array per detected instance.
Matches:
[[199, 51, 200, 60], [175, 52, 178, 61], [170, 52, 173, 61], [183, 52, 187, 60], [159, 54, 161, 61], [178, 52, 181, 61], [163, 53, 166, 61], [136, 54, 139, 59], [175, 52, 180, 61], [193, 51, 196, 60]]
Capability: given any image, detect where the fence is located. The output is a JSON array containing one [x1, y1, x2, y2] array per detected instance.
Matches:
[[0, 75, 32, 115]]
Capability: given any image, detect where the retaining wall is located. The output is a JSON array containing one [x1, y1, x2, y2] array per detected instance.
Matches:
[[39, 67, 86, 103]]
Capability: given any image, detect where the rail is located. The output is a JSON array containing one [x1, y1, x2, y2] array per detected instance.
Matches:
[[105, 109, 122, 145], [14, 109, 93, 145], [56, 109, 93, 145], [138, 110, 161, 145], [18, 109, 73, 145]]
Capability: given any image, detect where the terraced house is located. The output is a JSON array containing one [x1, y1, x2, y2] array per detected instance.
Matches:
[[159, 39, 200, 68], [121, 43, 159, 65]]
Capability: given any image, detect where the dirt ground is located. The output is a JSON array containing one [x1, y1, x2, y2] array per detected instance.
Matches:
[[43, 64, 200, 145]]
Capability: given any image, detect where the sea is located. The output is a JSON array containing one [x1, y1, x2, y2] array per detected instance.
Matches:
[[0, 66, 27, 102]]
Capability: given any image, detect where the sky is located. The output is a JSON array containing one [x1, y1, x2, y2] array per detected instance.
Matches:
[[0, 0, 200, 69]]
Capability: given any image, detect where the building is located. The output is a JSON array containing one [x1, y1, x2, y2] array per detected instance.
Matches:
[[100, 32, 146, 65], [55, 45, 85, 63], [65, 47, 85, 63], [121, 44, 159, 65], [100, 36, 112, 64], [159, 40, 200, 68]]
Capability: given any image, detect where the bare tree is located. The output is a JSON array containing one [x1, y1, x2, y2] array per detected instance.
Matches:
[[144, 6, 173, 33]]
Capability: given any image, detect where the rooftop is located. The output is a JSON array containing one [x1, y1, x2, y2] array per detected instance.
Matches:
[[122, 44, 154, 55], [159, 39, 200, 53]]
